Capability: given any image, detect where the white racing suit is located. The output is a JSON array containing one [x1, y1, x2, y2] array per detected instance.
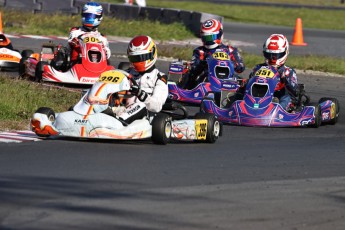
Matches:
[[115, 67, 169, 124], [68, 26, 111, 62]]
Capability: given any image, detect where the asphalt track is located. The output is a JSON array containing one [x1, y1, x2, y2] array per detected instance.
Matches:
[[0, 22, 345, 229]]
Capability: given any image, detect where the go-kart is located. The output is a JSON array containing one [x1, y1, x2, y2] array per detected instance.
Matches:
[[19, 33, 114, 85], [201, 65, 340, 127], [31, 70, 222, 144], [168, 51, 242, 106], [0, 33, 22, 71]]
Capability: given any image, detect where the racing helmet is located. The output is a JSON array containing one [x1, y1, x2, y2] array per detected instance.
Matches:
[[127, 35, 157, 73], [81, 2, 103, 30], [263, 34, 289, 67], [200, 19, 223, 49]]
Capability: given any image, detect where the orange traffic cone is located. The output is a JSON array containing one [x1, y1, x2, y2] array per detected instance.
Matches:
[[0, 12, 3, 34], [291, 18, 307, 46]]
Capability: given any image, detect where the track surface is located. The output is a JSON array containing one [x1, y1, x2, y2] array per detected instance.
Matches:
[[0, 23, 344, 230]]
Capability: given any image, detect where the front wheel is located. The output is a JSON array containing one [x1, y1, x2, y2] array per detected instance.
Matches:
[[308, 103, 321, 128], [195, 112, 221, 143], [151, 113, 172, 145]]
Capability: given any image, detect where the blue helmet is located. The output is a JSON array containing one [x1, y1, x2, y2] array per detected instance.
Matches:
[[82, 2, 103, 29]]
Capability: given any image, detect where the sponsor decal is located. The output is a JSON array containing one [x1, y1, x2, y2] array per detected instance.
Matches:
[[194, 92, 199, 97], [74, 119, 88, 125], [127, 105, 140, 115], [278, 114, 284, 119], [81, 78, 97, 83], [322, 112, 330, 120], [222, 83, 236, 89]]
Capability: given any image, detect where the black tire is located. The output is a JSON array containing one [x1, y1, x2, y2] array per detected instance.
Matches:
[[318, 97, 340, 125], [308, 103, 321, 128], [195, 112, 221, 143], [35, 107, 56, 122], [18, 57, 28, 77], [117, 62, 131, 71], [21, 49, 34, 59], [151, 113, 172, 145], [35, 61, 47, 82], [34, 107, 56, 137]]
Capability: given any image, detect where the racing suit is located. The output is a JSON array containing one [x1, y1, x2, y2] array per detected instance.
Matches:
[[114, 65, 169, 124], [182, 43, 245, 89], [249, 63, 299, 111], [67, 26, 111, 63]]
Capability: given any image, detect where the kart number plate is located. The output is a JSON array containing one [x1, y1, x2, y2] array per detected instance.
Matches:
[[83, 37, 100, 43], [254, 69, 275, 78], [195, 119, 207, 140], [99, 70, 125, 84], [212, 52, 230, 60]]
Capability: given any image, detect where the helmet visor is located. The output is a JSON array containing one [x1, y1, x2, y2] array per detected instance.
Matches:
[[263, 51, 286, 61], [128, 47, 155, 63], [82, 13, 102, 20]]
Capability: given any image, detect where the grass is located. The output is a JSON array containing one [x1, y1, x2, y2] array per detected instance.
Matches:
[[146, 0, 345, 31], [2, 9, 195, 41], [0, 75, 80, 130]]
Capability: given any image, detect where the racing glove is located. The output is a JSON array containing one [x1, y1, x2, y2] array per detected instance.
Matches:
[[129, 77, 148, 102]]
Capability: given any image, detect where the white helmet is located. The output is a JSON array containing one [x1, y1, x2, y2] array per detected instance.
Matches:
[[127, 35, 157, 72], [200, 19, 223, 49], [263, 34, 289, 67]]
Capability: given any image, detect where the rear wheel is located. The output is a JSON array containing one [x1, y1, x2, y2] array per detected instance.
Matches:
[[319, 97, 340, 125], [21, 50, 34, 58], [35, 61, 47, 82], [18, 50, 34, 77], [151, 113, 172, 145], [195, 112, 221, 143]]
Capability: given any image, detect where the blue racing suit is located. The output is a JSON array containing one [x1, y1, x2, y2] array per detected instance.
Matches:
[[183, 44, 245, 89]]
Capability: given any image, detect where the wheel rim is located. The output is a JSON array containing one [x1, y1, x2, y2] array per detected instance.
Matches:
[[48, 114, 55, 122], [213, 120, 220, 137], [165, 121, 172, 138]]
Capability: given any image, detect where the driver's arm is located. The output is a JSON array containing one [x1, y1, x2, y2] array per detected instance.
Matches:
[[143, 74, 168, 113]]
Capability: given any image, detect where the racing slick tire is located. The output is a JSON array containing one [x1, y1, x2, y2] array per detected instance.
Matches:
[[118, 62, 131, 71], [308, 103, 321, 128], [18, 50, 34, 77], [35, 61, 48, 82], [195, 112, 221, 143], [33, 107, 56, 137], [318, 97, 340, 125], [21, 50, 34, 58], [151, 113, 172, 145]]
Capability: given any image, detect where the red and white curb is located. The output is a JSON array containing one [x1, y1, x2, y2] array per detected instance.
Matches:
[[0, 130, 42, 143]]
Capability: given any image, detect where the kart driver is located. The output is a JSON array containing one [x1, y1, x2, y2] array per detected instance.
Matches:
[[112, 35, 169, 124], [249, 34, 299, 112], [67, 2, 111, 65], [181, 19, 245, 89]]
